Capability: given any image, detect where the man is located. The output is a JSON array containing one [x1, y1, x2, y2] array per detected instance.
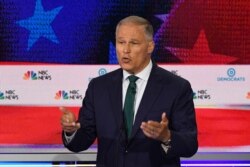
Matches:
[[60, 15, 198, 167]]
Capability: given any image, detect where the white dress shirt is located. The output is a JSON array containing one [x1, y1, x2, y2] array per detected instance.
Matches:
[[122, 60, 152, 122]]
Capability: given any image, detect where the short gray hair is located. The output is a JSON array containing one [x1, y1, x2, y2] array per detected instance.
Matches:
[[116, 16, 154, 41]]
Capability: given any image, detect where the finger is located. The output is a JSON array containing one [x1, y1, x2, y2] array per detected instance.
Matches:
[[142, 128, 153, 137], [63, 127, 77, 133], [161, 112, 168, 123], [61, 122, 78, 132], [61, 114, 75, 125], [140, 124, 154, 137], [160, 113, 169, 130], [61, 114, 70, 123], [147, 120, 166, 137], [61, 120, 75, 126], [141, 122, 154, 131], [141, 122, 158, 136], [147, 121, 162, 129], [63, 122, 80, 131], [59, 106, 70, 114], [141, 122, 151, 134], [63, 126, 75, 131]]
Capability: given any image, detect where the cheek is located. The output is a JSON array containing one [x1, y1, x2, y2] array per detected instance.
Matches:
[[135, 54, 150, 66], [132, 55, 144, 66], [116, 49, 122, 58]]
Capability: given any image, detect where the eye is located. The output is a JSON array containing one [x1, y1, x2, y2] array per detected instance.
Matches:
[[130, 41, 139, 45], [118, 41, 125, 44]]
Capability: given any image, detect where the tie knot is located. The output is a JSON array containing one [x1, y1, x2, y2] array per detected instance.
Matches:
[[128, 75, 138, 83]]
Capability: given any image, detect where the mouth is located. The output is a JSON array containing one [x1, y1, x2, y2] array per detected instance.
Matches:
[[121, 57, 131, 63]]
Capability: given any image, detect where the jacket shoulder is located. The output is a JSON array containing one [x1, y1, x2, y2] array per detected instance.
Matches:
[[155, 66, 190, 85], [90, 68, 122, 84]]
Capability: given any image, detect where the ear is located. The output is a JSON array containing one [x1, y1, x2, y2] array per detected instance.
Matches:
[[147, 41, 155, 54]]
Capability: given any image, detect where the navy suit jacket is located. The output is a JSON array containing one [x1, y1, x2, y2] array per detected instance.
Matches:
[[63, 64, 198, 167]]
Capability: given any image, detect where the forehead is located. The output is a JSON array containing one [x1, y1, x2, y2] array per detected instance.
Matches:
[[116, 23, 146, 39]]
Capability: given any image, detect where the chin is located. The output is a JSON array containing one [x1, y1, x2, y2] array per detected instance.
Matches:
[[120, 64, 135, 73], [121, 65, 130, 70], [122, 66, 130, 71]]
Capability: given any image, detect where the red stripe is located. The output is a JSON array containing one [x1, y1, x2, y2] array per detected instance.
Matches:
[[0, 106, 249, 146], [196, 108, 250, 146], [0, 106, 78, 144]]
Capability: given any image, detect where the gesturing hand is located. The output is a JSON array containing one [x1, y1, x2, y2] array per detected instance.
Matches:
[[60, 107, 81, 134], [140, 112, 171, 143]]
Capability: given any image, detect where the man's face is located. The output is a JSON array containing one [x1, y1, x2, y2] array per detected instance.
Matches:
[[116, 23, 154, 74]]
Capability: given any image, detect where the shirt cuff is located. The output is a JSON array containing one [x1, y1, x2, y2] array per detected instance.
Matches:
[[161, 138, 171, 154], [161, 143, 170, 153], [64, 131, 77, 144]]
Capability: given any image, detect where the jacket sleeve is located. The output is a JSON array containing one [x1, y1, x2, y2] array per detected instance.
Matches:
[[63, 79, 97, 153], [165, 80, 198, 158]]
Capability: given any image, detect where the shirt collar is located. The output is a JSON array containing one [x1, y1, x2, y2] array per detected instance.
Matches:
[[123, 60, 152, 81]]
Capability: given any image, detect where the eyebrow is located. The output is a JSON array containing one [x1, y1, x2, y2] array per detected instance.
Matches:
[[116, 37, 140, 42]]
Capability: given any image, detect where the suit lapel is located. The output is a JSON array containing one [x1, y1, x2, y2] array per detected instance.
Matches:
[[130, 66, 163, 140]]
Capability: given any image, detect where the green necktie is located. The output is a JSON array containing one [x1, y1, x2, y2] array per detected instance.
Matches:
[[124, 75, 139, 138]]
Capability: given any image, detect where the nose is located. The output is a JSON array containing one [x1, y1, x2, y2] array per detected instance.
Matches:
[[123, 44, 131, 53]]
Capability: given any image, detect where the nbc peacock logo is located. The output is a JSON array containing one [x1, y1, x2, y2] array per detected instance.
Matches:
[[0, 90, 19, 100], [0, 91, 4, 100], [193, 92, 197, 99], [55, 90, 69, 100], [23, 71, 37, 80], [55, 90, 83, 100], [23, 70, 52, 80]]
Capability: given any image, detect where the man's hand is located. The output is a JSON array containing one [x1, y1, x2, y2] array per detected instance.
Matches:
[[60, 107, 80, 134], [140, 112, 171, 143]]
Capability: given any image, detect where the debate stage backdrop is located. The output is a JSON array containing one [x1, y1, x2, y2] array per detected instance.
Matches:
[[0, 0, 250, 156]]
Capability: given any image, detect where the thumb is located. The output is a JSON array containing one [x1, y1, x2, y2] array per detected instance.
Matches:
[[161, 112, 168, 124], [75, 122, 81, 129], [59, 106, 69, 114]]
